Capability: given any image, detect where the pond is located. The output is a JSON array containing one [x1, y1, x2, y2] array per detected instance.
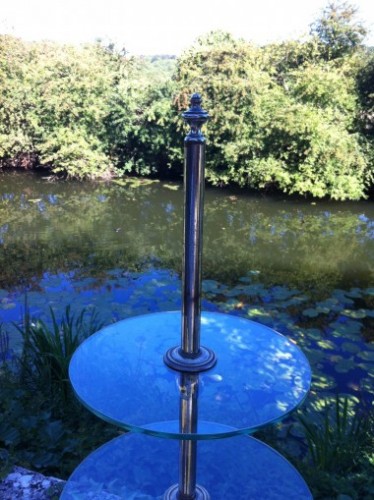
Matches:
[[0, 170, 373, 408]]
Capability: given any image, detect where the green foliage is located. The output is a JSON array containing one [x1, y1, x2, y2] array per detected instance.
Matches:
[[0, 306, 118, 477], [297, 395, 372, 472], [0, 372, 119, 478], [356, 52, 374, 140], [174, 27, 370, 199], [310, 1, 368, 60], [255, 395, 374, 499], [0, 2, 374, 198], [295, 396, 374, 499], [0, 38, 140, 179], [38, 127, 112, 180], [15, 305, 104, 403]]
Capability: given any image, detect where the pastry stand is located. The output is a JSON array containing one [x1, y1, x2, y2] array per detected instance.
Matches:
[[61, 95, 312, 499]]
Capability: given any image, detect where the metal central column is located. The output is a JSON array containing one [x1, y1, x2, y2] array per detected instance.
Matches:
[[163, 94, 215, 499], [181, 133, 205, 356], [164, 374, 209, 500], [178, 374, 199, 499], [164, 93, 216, 373]]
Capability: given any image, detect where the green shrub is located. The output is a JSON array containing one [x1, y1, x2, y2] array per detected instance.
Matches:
[[173, 29, 370, 199]]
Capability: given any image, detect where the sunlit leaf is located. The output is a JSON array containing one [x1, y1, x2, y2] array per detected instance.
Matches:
[[341, 309, 367, 319]]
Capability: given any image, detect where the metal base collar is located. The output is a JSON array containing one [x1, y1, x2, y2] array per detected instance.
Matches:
[[164, 346, 217, 373], [164, 484, 210, 500]]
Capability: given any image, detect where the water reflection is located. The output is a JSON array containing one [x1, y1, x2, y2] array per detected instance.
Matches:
[[0, 171, 373, 290]]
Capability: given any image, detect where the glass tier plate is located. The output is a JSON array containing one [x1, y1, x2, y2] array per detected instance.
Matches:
[[61, 430, 312, 499], [69, 311, 311, 439]]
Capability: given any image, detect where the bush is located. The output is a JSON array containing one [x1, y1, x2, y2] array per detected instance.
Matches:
[[173, 30, 370, 199]]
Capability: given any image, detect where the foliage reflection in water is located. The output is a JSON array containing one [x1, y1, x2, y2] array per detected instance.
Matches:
[[0, 171, 373, 290]]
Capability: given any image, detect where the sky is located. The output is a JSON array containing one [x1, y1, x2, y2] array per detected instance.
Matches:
[[1, 0, 374, 56]]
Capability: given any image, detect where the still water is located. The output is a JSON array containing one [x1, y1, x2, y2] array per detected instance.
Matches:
[[0, 170, 373, 290], [0, 171, 373, 405]]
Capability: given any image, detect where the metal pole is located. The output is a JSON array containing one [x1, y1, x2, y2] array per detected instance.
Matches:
[[178, 374, 198, 499], [164, 94, 216, 373], [181, 111, 205, 356], [164, 374, 209, 500], [163, 93, 215, 500]]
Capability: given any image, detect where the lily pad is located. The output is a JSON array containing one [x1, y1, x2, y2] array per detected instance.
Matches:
[[304, 349, 325, 365], [306, 393, 360, 414], [225, 289, 244, 298], [317, 339, 335, 350], [285, 296, 308, 306], [303, 328, 323, 341], [311, 373, 337, 391], [316, 306, 331, 314], [302, 308, 319, 318], [334, 357, 356, 374], [271, 287, 298, 300], [340, 342, 361, 354], [163, 184, 180, 191], [345, 288, 363, 299], [238, 277, 252, 283], [329, 321, 362, 338], [247, 307, 268, 317], [360, 377, 374, 393], [202, 280, 221, 293], [0, 302, 16, 310], [357, 350, 374, 362], [341, 309, 367, 319], [357, 362, 374, 373]]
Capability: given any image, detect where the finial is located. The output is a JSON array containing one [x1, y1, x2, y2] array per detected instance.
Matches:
[[190, 93, 202, 108], [182, 93, 209, 138]]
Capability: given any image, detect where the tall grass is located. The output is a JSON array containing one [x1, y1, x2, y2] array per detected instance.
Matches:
[[298, 395, 373, 473], [0, 305, 119, 478], [15, 305, 104, 403]]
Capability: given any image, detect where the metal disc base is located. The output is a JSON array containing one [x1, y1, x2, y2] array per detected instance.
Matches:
[[164, 346, 217, 373], [164, 484, 210, 500]]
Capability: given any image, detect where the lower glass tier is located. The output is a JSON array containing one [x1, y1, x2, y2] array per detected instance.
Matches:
[[69, 311, 311, 439], [61, 431, 312, 499]]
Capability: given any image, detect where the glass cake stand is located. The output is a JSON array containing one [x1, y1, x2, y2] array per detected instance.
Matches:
[[67, 311, 311, 438], [61, 94, 312, 499], [61, 311, 312, 499], [62, 431, 311, 499]]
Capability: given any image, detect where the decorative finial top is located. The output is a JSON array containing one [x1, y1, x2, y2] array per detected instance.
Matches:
[[182, 93, 209, 140], [190, 93, 202, 108]]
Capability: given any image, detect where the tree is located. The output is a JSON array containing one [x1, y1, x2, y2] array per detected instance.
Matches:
[[356, 52, 374, 138], [310, 1, 367, 60], [174, 30, 369, 200]]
